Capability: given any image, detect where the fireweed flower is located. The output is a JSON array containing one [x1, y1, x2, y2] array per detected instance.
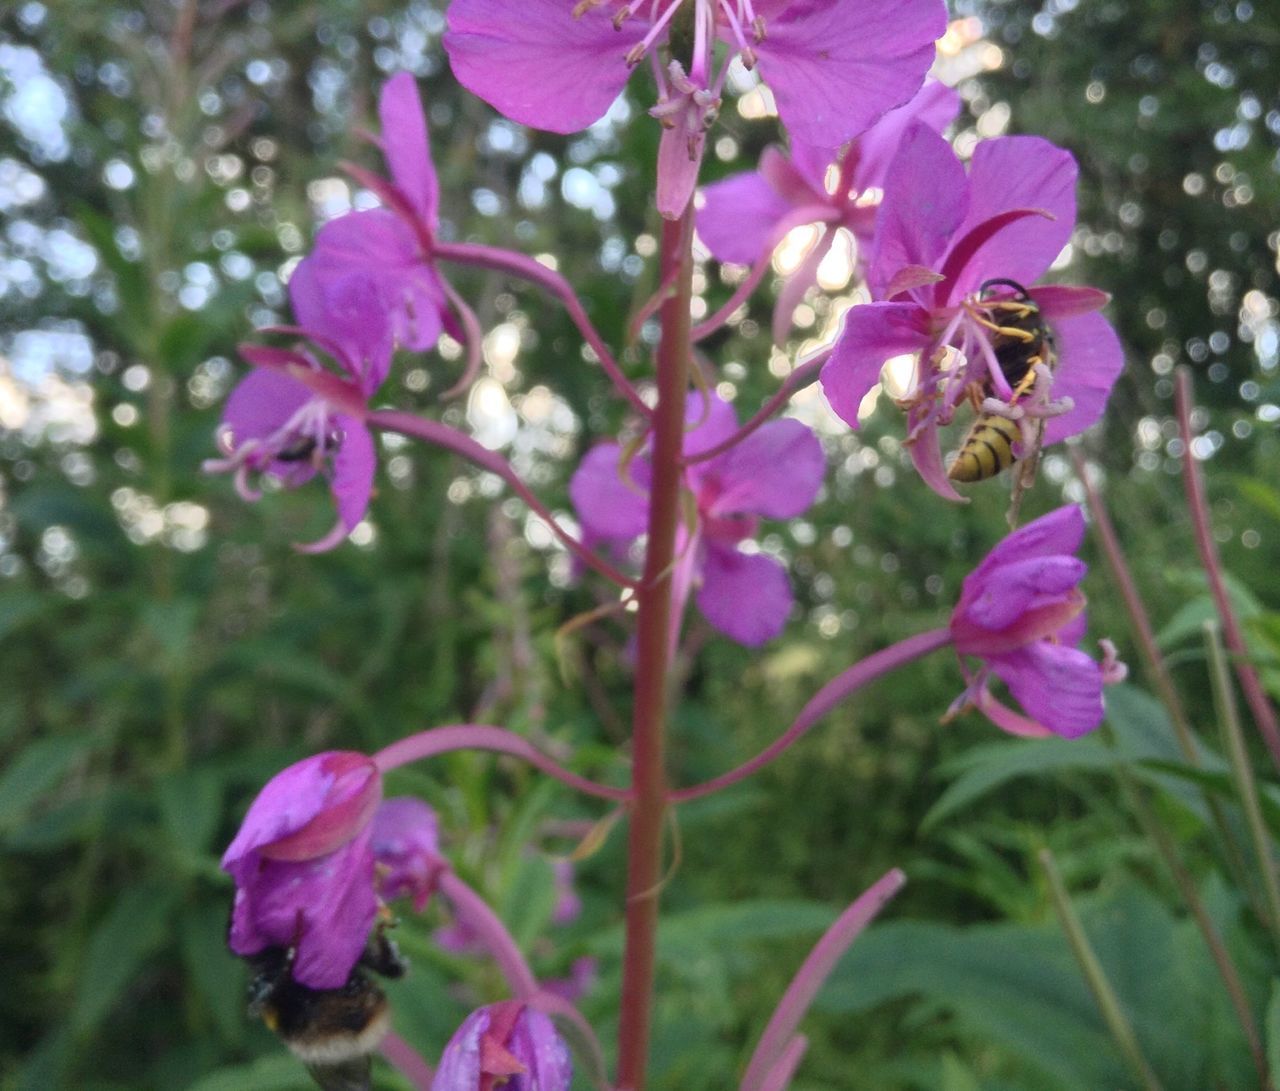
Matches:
[[444, 0, 947, 217], [697, 79, 961, 340], [819, 123, 1124, 499], [948, 505, 1124, 739], [205, 325, 383, 552], [570, 391, 824, 646], [371, 797, 447, 912], [222, 751, 383, 989], [298, 71, 453, 365], [432, 1000, 572, 1091]]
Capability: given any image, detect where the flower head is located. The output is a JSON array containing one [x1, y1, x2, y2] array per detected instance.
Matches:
[[820, 124, 1124, 498], [698, 79, 960, 340], [570, 391, 824, 646], [205, 333, 381, 552], [371, 797, 447, 912], [222, 751, 383, 989], [444, 0, 946, 217], [947, 505, 1120, 739], [431, 1001, 572, 1091]]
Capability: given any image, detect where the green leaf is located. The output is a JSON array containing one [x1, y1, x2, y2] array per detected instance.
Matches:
[[71, 883, 179, 1037], [0, 735, 98, 831], [157, 768, 223, 856], [499, 853, 559, 951], [0, 589, 50, 642], [179, 902, 246, 1046], [1267, 979, 1280, 1091], [182, 1053, 314, 1091]]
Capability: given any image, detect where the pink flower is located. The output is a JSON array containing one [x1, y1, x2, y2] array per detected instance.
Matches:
[[697, 79, 960, 340], [819, 124, 1124, 499], [205, 336, 381, 553], [371, 797, 447, 912], [222, 751, 383, 989], [431, 1000, 572, 1091], [948, 505, 1120, 739], [296, 72, 453, 371], [444, 0, 946, 217], [570, 392, 824, 646]]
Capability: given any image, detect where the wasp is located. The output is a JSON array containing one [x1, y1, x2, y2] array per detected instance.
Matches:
[[245, 920, 408, 1091], [947, 278, 1057, 484]]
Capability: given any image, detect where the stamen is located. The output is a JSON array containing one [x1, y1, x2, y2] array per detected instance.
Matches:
[[625, 0, 686, 68], [612, 5, 632, 29]]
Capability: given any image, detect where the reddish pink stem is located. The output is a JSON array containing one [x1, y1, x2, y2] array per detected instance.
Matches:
[[673, 628, 952, 803], [380, 1031, 434, 1090], [369, 408, 636, 590], [439, 870, 539, 998], [373, 723, 630, 802], [435, 241, 649, 417], [739, 868, 907, 1091], [616, 209, 695, 1091], [1175, 368, 1280, 773]]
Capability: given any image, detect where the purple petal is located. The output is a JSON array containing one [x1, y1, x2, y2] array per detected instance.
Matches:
[[909, 417, 966, 502], [1041, 309, 1125, 445], [379, 72, 438, 226], [968, 505, 1085, 584], [222, 369, 313, 447], [372, 797, 444, 910], [989, 641, 1105, 739], [683, 391, 741, 458], [569, 443, 651, 542], [785, 140, 837, 196], [821, 301, 931, 428], [697, 544, 793, 646], [964, 555, 1087, 631], [944, 136, 1078, 297], [756, 0, 946, 149], [869, 123, 968, 300], [239, 827, 379, 989], [657, 119, 704, 220], [444, 0, 641, 133], [1031, 284, 1110, 319], [432, 1007, 489, 1090], [222, 751, 381, 869], [507, 1008, 573, 1090], [705, 419, 824, 520], [697, 169, 797, 266], [850, 78, 963, 193], [332, 416, 376, 531]]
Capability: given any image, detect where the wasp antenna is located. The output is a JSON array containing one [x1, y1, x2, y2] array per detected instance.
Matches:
[[978, 277, 1031, 300]]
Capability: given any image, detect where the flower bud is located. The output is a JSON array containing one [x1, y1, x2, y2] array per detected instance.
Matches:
[[431, 1001, 572, 1091]]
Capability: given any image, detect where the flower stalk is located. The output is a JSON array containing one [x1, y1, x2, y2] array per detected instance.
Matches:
[[616, 207, 695, 1089]]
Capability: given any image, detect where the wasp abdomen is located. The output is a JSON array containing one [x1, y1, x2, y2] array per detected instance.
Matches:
[[947, 413, 1021, 482]]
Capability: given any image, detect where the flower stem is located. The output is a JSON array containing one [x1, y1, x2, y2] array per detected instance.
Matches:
[[435, 241, 649, 416], [739, 868, 906, 1091], [616, 207, 695, 1090], [1039, 848, 1165, 1091], [372, 723, 630, 802], [672, 628, 952, 803], [369, 408, 636, 589], [379, 1031, 434, 1090], [439, 870, 539, 999], [1205, 620, 1280, 956], [1175, 368, 1280, 773]]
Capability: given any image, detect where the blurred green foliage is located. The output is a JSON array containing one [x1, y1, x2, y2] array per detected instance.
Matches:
[[1, 0, 1278, 1089]]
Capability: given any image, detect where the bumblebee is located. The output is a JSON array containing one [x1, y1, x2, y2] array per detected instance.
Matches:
[[947, 279, 1057, 484], [245, 924, 408, 1091]]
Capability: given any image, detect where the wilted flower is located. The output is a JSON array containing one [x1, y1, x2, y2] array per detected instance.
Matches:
[[697, 79, 960, 341], [432, 1000, 572, 1091], [371, 797, 447, 912], [947, 505, 1122, 739], [820, 123, 1123, 498], [444, 0, 946, 217], [222, 751, 383, 989], [570, 391, 824, 646]]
